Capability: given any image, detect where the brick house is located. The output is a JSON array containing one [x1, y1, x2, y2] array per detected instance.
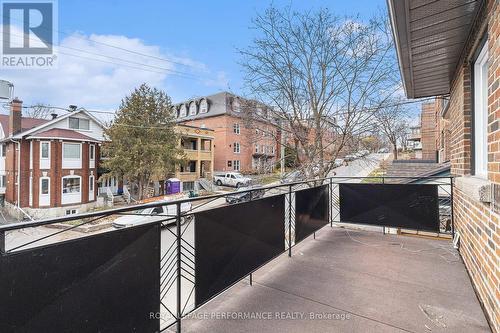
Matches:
[[173, 92, 279, 173], [0, 99, 106, 219], [388, 0, 500, 331]]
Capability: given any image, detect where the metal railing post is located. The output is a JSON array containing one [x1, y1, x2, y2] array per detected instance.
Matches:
[[450, 177, 455, 238], [288, 184, 292, 258], [176, 202, 182, 333], [249, 273, 253, 286], [329, 178, 333, 228], [0, 231, 5, 254]]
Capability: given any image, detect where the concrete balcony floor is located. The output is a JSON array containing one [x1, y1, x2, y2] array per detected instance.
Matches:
[[179, 227, 490, 333]]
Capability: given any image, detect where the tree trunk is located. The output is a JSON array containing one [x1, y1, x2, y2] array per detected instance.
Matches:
[[392, 144, 398, 160], [138, 178, 144, 200]]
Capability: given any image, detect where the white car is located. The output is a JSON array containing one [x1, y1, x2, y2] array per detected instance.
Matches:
[[334, 158, 344, 167], [213, 172, 252, 188], [112, 202, 193, 229]]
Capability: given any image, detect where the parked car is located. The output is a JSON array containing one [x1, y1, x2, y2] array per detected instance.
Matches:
[[334, 158, 344, 167], [280, 170, 305, 184], [344, 154, 356, 161], [225, 186, 266, 204], [213, 172, 252, 188], [112, 202, 193, 229], [377, 148, 389, 153]]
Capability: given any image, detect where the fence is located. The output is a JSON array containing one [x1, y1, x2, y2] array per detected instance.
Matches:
[[0, 176, 453, 332]]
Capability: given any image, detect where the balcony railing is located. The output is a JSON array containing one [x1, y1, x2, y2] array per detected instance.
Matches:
[[0, 176, 454, 332]]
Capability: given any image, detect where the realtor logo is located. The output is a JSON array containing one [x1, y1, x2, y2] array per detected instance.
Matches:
[[1, 0, 58, 68]]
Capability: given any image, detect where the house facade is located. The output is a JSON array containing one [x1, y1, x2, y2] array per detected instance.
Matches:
[[0, 99, 106, 219], [175, 124, 214, 191], [389, 0, 500, 331], [173, 92, 279, 173]]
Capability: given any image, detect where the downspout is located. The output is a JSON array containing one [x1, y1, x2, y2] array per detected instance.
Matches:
[[10, 138, 33, 221]]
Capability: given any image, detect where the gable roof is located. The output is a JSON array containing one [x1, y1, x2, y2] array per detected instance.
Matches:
[[9, 108, 105, 140], [27, 128, 99, 142], [0, 114, 49, 136]]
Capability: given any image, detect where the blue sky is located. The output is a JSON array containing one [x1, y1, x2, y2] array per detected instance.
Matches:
[[1, 0, 390, 111]]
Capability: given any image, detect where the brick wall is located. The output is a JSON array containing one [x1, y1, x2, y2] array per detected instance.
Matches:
[[182, 115, 278, 173], [449, 1, 500, 332], [421, 102, 437, 161]]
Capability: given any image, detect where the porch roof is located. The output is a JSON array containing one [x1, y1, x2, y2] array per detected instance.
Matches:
[[387, 0, 484, 98]]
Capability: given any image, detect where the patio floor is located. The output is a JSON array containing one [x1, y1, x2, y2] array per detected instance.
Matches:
[[178, 226, 490, 333]]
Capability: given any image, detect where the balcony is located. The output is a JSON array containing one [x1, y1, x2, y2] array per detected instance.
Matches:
[[0, 176, 490, 332]]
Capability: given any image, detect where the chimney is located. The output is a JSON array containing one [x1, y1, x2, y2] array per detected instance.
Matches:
[[9, 98, 22, 136], [50, 113, 58, 120]]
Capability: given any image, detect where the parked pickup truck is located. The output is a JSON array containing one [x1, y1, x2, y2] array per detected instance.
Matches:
[[213, 172, 252, 188]]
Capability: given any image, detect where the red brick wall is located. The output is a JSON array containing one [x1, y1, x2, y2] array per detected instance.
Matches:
[[421, 102, 437, 161], [448, 1, 500, 332], [182, 115, 278, 173]]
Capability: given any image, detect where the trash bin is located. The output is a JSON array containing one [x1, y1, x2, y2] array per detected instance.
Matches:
[[165, 178, 181, 194]]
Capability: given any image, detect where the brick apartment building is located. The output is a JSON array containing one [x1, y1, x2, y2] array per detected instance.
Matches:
[[417, 98, 452, 163], [173, 92, 279, 173], [0, 99, 106, 219], [389, 0, 500, 331]]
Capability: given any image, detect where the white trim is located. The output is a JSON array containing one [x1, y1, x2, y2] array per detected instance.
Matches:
[[11, 109, 105, 139], [89, 144, 95, 169], [39, 176, 50, 207], [40, 141, 51, 169], [473, 43, 489, 178], [89, 175, 95, 201], [61, 175, 82, 205], [28, 135, 101, 143], [62, 142, 82, 169]]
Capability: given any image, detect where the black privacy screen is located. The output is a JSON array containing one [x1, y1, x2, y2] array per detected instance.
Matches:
[[295, 185, 329, 243], [339, 183, 439, 232], [194, 195, 285, 306], [0, 223, 160, 333]]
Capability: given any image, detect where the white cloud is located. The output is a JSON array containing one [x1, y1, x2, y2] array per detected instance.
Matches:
[[1, 27, 228, 112]]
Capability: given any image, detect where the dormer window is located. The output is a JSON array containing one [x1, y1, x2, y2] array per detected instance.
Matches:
[[179, 104, 187, 117], [69, 117, 89, 130], [189, 101, 197, 116], [200, 99, 208, 113]]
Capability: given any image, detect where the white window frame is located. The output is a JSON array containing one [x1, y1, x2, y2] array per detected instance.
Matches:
[[40, 141, 50, 169], [189, 102, 197, 116], [39, 177, 50, 206], [89, 175, 95, 201], [89, 144, 95, 168], [473, 43, 489, 178], [61, 175, 82, 205], [62, 142, 82, 169], [233, 142, 240, 154], [255, 144, 259, 153], [233, 160, 240, 171], [179, 104, 187, 117], [199, 99, 208, 113], [233, 123, 240, 134], [68, 117, 90, 131], [0, 143, 6, 157]]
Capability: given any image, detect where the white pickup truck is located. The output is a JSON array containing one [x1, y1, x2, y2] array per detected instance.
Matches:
[[213, 172, 252, 188]]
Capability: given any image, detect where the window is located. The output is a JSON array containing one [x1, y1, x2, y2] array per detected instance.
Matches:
[[473, 42, 489, 177], [40, 142, 50, 159], [233, 160, 240, 171], [65, 209, 78, 215], [40, 178, 49, 195], [199, 99, 208, 113], [183, 181, 195, 192], [271, 146, 275, 154], [89, 144, 95, 160], [189, 101, 197, 115], [0, 175, 6, 187], [179, 104, 187, 117], [63, 177, 81, 194], [69, 117, 90, 130], [233, 142, 240, 153], [63, 143, 81, 159], [233, 123, 240, 134], [1, 143, 5, 157], [227, 160, 232, 167], [255, 144, 259, 153], [255, 129, 259, 135], [89, 175, 94, 192]]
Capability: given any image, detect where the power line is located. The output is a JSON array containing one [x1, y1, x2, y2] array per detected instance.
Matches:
[[5, 16, 197, 69]]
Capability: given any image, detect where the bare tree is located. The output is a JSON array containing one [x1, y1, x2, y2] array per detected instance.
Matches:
[[23, 103, 53, 119], [239, 6, 400, 179], [373, 102, 410, 160]]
